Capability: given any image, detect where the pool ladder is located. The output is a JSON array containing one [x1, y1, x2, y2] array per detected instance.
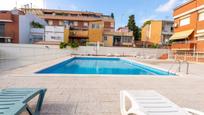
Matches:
[[168, 60, 190, 75]]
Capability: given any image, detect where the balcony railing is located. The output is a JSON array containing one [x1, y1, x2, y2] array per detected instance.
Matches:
[[171, 42, 194, 50]]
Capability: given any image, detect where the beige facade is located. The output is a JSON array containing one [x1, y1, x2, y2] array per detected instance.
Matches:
[[22, 8, 134, 47]]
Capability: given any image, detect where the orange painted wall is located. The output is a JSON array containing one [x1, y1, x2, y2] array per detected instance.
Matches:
[[141, 24, 150, 42], [88, 21, 103, 42], [197, 20, 204, 30], [174, 12, 198, 33], [141, 20, 162, 44], [173, 0, 204, 51], [150, 21, 162, 44], [174, 0, 197, 16], [197, 0, 204, 6], [197, 41, 204, 51]]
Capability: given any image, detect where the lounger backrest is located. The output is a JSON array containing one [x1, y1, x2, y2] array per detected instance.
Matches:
[[125, 90, 190, 115]]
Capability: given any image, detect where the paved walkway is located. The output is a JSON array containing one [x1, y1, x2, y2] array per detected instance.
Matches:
[[1, 58, 204, 115]]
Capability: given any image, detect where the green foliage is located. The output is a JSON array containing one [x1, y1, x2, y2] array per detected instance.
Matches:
[[127, 15, 141, 41], [31, 21, 44, 28], [142, 20, 151, 28], [59, 41, 79, 49], [59, 42, 68, 49], [111, 13, 114, 19], [69, 41, 79, 49], [151, 44, 159, 48]]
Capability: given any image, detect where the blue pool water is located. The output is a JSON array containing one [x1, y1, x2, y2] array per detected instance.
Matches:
[[37, 57, 175, 76]]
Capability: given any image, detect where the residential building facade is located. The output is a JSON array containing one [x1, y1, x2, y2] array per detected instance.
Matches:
[[0, 10, 21, 43], [0, 9, 46, 44], [170, 0, 204, 52], [141, 20, 174, 46], [22, 8, 133, 46]]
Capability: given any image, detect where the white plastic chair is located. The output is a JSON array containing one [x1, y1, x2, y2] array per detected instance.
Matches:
[[120, 90, 204, 115]]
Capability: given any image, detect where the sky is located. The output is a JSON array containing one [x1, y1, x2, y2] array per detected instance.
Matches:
[[0, 0, 189, 28]]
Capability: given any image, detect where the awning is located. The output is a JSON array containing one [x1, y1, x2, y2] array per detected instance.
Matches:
[[170, 29, 194, 40]]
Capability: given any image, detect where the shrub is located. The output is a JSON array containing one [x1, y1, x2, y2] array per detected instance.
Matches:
[[31, 21, 44, 28], [151, 44, 159, 48], [69, 41, 79, 49], [59, 42, 68, 49]]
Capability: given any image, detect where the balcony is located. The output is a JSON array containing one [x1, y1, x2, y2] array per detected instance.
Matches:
[[69, 30, 88, 38], [171, 42, 194, 50]]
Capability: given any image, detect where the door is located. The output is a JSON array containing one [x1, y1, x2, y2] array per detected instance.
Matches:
[[0, 23, 5, 43], [0, 23, 5, 36]]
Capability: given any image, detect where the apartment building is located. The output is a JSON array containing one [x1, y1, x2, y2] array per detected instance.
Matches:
[[141, 20, 173, 46], [170, 0, 204, 52], [0, 9, 46, 44], [0, 10, 22, 43], [22, 8, 133, 46]]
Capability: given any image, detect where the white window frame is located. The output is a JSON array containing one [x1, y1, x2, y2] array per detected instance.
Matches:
[[83, 22, 88, 27], [73, 21, 78, 26], [198, 36, 204, 41], [110, 23, 114, 28], [199, 11, 204, 21], [59, 21, 63, 26], [179, 17, 190, 26], [48, 20, 53, 26]]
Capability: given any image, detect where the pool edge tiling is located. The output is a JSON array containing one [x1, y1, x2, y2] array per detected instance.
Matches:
[[36, 57, 175, 76]]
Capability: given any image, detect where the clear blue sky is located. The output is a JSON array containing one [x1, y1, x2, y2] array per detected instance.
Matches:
[[46, 0, 187, 28]]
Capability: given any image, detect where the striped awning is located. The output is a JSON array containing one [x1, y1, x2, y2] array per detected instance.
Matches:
[[170, 30, 194, 40]]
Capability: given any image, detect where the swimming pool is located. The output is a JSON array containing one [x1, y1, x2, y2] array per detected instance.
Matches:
[[36, 57, 175, 76]]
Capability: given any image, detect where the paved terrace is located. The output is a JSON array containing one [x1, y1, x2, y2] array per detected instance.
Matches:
[[1, 58, 204, 115]]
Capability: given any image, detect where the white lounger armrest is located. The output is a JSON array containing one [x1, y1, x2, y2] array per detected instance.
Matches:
[[184, 108, 204, 115]]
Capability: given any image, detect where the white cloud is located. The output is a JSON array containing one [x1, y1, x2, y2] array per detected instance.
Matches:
[[0, 0, 44, 10], [156, 0, 179, 12], [156, 0, 190, 13]]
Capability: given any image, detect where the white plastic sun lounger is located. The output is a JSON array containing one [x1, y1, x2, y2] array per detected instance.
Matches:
[[120, 90, 204, 115]]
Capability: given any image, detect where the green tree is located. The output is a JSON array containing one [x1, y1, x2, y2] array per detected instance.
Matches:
[[127, 15, 141, 41], [111, 13, 114, 19]]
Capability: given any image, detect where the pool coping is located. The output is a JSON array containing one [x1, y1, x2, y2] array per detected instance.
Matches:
[[8, 56, 185, 78]]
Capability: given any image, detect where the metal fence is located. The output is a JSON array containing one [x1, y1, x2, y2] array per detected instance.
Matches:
[[174, 51, 204, 62]]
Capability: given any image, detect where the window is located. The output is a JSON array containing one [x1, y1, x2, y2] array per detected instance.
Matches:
[[73, 21, 78, 26], [48, 20, 53, 25], [199, 12, 204, 21], [92, 24, 100, 29], [83, 22, 88, 27], [198, 36, 204, 41], [122, 37, 132, 43], [171, 27, 174, 32], [69, 21, 74, 26], [110, 23, 114, 28], [64, 21, 69, 25], [59, 21, 63, 26], [104, 36, 107, 41], [180, 17, 190, 26]]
